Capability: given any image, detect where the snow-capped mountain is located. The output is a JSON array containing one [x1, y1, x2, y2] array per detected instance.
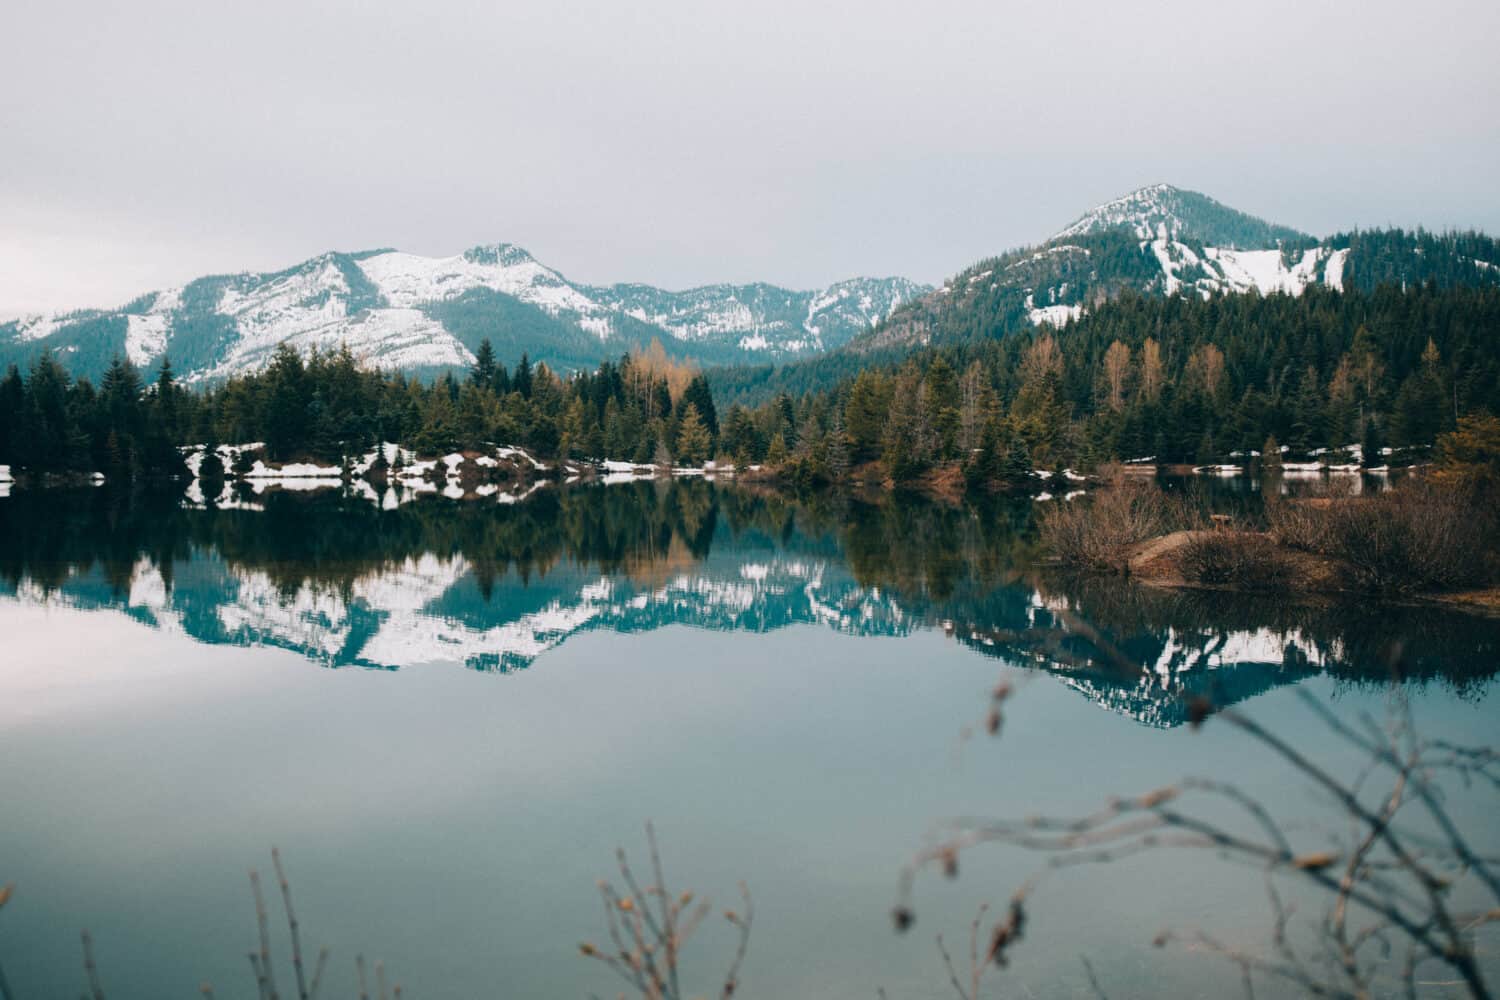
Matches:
[[0, 243, 928, 382], [590, 277, 922, 355], [852, 184, 1500, 352], [1052, 182, 1309, 247]]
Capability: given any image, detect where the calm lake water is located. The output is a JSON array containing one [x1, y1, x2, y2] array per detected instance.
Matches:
[[1, 481, 1496, 998]]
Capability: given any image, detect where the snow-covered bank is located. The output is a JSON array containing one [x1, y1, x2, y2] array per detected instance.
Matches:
[[164, 441, 739, 509]]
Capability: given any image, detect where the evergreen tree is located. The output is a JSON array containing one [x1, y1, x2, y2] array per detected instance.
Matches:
[[825, 409, 850, 482], [675, 403, 712, 466], [843, 370, 890, 463], [764, 432, 789, 467], [513, 353, 533, 399], [471, 339, 497, 391], [678, 374, 719, 438]]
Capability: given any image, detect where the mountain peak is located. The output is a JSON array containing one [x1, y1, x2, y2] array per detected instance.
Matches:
[[461, 242, 539, 267], [1053, 184, 1310, 249], [1, 242, 930, 382]]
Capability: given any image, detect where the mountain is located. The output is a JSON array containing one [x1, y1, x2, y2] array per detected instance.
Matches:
[[848, 183, 1500, 354], [1053, 182, 1311, 246], [10, 184, 1497, 391], [0, 244, 928, 383]]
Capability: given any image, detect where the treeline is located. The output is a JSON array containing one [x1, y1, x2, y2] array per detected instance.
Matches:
[[0, 337, 740, 477], [4, 282, 1497, 487], [728, 282, 1500, 484], [0, 353, 186, 479]]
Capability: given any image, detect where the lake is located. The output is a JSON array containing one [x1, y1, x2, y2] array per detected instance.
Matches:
[[2, 481, 1496, 998]]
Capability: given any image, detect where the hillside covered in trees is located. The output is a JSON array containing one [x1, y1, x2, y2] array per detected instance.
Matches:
[[712, 226, 1500, 408], [717, 281, 1500, 484], [2, 282, 1497, 490]]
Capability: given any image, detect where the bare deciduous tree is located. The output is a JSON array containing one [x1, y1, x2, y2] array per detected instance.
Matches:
[[580, 823, 753, 1000], [897, 688, 1500, 999], [1140, 337, 1164, 403], [1102, 340, 1131, 413]]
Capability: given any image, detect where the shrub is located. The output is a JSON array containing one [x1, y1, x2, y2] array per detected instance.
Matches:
[[1327, 481, 1494, 592], [199, 449, 225, 482], [1264, 494, 1331, 552], [1435, 413, 1500, 490], [1270, 477, 1497, 592], [1180, 532, 1292, 590], [1038, 480, 1203, 570]]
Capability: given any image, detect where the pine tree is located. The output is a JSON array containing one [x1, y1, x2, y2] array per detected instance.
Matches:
[[199, 430, 225, 484], [678, 374, 719, 438], [675, 403, 712, 466], [0, 364, 23, 466], [826, 409, 850, 482], [231, 447, 254, 479], [1002, 436, 1033, 486], [764, 432, 788, 467], [844, 370, 889, 463], [924, 356, 960, 459], [471, 339, 497, 391], [513, 353, 533, 399]]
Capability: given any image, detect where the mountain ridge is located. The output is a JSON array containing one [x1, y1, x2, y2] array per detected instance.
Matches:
[[1053, 182, 1311, 246], [0, 242, 929, 383], [8, 183, 1498, 389], [843, 184, 1500, 356]]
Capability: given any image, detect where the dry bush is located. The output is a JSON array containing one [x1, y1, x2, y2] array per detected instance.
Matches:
[[579, 823, 752, 1000], [898, 689, 1500, 1000], [1264, 494, 1332, 552], [1179, 532, 1292, 590], [1270, 478, 1496, 592], [1038, 480, 1203, 570], [2, 851, 399, 1000], [1330, 479, 1495, 592]]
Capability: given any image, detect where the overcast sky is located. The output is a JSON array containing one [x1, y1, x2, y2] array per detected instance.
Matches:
[[2, 0, 1497, 317]]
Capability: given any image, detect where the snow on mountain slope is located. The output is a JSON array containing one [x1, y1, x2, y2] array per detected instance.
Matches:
[[1151, 241, 1347, 298], [1054, 183, 1309, 247], [0, 243, 929, 382], [855, 185, 1440, 354], [589, 275, 925, 354], [1056, 184, 1183, 240], [124, 291, 177, 365], [359, 245, 601, 315], [1013, 239, 1347, 333]]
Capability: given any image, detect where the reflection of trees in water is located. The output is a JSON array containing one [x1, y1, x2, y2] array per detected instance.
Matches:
[[839, 493, 1038, 603], [1032, 575, 1500, 691], [0, 481, 741, 600], [0, 483, 1036, 606], [1, 483, 1495, 707]]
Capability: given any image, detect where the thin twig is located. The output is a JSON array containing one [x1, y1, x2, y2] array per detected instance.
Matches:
[[80, 930, 105, 1000], [249, 870, 280, 1000], [272, 849, 309, 1000]]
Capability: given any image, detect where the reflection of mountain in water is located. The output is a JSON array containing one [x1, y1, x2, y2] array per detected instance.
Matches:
[[946, 580, 1499, 726], [10, 551, 911, 673], [1, 483, 1494, 726]]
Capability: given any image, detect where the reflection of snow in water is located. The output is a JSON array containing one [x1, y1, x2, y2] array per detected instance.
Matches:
[[7, 552, 913, 675]]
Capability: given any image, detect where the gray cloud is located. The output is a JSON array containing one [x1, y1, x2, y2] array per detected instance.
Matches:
[[2, 0, 1497, 315]]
